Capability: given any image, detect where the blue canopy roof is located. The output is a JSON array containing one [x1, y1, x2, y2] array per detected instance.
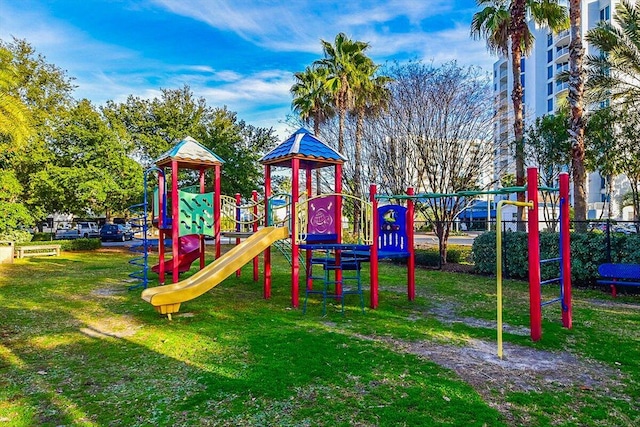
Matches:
[[260, 128, 346, 169]]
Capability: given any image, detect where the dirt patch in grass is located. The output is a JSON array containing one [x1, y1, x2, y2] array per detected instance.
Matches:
[[586, 299, 640, 310], [360, 333, 627, 425], [427, 303, 530, 336], [80, 314, 143, 339]]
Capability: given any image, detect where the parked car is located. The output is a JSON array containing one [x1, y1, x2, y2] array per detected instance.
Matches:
[[55, 222, 99, 240], [99, 223, 134, 242]]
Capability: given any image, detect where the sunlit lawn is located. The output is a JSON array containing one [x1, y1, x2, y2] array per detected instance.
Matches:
[[0, 248, 638, 426]]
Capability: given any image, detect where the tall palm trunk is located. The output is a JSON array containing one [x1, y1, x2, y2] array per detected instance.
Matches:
[[510, 0, 527, 231], [569, 0, 587, 231], [352, 109, 364, 233], [337, 81, 348, 154], [313, 113, 322, 195]]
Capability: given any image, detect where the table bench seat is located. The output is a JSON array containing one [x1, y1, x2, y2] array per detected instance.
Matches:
[[597, 263, 640, 297]]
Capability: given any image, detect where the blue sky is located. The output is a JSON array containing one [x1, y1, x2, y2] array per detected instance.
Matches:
[[0, 0, 495, 137]]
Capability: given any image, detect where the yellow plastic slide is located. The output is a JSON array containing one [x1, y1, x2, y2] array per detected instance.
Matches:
[[141, 226, 289, 317]]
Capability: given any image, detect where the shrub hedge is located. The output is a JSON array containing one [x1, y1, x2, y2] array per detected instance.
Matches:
[[15, 238, 102, 251], [393, 245, 471, 267], [472, 231, 640, 285], [32, 232, 56, 241], [0, 230, 33, 244]]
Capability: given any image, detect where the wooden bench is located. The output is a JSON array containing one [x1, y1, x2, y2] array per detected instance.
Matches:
[[597, 263, 640, 297], [16, 245, 62, 259]]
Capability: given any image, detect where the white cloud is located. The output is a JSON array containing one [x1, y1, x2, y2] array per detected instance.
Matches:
[[150, 0, 459, 54], [0, 0, 496, 135]]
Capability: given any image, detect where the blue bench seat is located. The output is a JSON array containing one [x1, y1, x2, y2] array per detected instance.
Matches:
[[597, 263, 640, 297]]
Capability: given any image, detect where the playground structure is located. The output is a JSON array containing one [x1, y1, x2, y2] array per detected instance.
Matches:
[[495, 168, 571, 357], [260, 128, 416, 313], [132, 132, 573, 349]]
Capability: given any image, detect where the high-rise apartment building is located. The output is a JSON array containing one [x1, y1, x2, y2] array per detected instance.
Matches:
[[493, 0, 630, 219]]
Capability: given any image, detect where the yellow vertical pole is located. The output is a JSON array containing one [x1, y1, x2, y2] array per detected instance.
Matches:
[[496, 201, 505, 360]]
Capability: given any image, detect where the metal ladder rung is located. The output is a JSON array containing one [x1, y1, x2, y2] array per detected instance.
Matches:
[[540, 257, 561, 264], [540, 277, 561, 285], [541, 297, 562, 307]]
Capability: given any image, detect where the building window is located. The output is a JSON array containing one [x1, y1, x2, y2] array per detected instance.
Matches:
[[547, 49, 553, 62], [556, 62, 569, 72], [548, 65, 553, 79], [547, 98, 553, 112], [547, 82, 553, 95], [600, 6, 610, 21], [547, 33, 553, 46], [520, 74, 525, 86], [494, 69, 497, 78], [556, 44, 569, 56], [520, 58, 525, 72]]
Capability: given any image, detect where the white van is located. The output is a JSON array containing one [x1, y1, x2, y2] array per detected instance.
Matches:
[[55, 222, 99, 239]]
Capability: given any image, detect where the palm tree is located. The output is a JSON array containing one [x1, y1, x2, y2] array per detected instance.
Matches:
[[585, 0, 640, 107], [351, 64, 392, 193], [586, 0, 640, 224], [290, 65, 334, 137], [472, 0, 567, 230], [315, 33, 371, 154], [350, 62, 392, 232], [568, 0, 587, 230], [0, 47, 32, 152], [291, 65, 335, 194]]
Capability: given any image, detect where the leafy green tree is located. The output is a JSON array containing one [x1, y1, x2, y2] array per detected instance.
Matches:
[[0, 170, 33, 234], [585, 107, 619, 218], [103, 85, 207, 165], [525, 112, 570, 229], [199, 107, 278, 197], [30, 100, 142, 219], [0, 46, 32, 152], [472, 0, 568, 230], [615, 107, 640, 223], [0, 37, 75, 225]]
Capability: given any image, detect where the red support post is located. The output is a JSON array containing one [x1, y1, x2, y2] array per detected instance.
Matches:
[[158, 170, 166, 284], [335, 164, 343, 297], [199, 168, 206, 271], [252, 189, 259, 282], [370, 184, 379, 309], [560, 172, 572, 329], [305, 168, 313, 291], [171, 160, 180, 284], [527, 167, 541, 341], [291, 159, 300, 308], [264, 165, 272, 299], [407, 187, 415, 301]]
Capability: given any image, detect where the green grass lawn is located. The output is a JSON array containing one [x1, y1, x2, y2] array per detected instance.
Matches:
[[1, 248, 639, 426]]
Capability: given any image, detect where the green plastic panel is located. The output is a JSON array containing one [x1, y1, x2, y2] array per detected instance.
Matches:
[[178, 190, 214, 237]]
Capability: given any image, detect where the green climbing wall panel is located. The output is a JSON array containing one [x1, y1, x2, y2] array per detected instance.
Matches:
[[178, 190, 214, 237]]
